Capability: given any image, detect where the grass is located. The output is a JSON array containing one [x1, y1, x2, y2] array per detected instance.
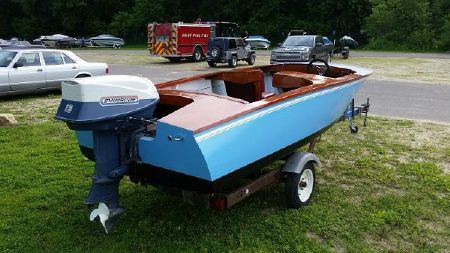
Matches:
[[0, 96, 449, 252], [332, 57, 450, 85]]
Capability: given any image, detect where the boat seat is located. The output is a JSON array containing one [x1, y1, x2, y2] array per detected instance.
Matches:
[[272, 71, 314, 91], [210, 69, 265, 103]]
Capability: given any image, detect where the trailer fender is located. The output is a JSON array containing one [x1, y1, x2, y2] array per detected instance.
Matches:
[[282, 152, 321, 174]]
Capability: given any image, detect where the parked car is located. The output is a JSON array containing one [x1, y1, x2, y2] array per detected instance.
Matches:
[[0, 49, 109, 96], [270, 35, 333, 64], [0, 38, 45, 50], [206, 37, 256, 68], [323, 36, 334, 48]]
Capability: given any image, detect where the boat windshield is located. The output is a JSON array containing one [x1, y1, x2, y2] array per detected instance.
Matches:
[[282, 36, 313, 47], [0, 51, 17, 67]]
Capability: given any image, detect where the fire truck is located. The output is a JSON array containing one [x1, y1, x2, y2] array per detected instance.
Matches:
[[147, 22, 239, 62]]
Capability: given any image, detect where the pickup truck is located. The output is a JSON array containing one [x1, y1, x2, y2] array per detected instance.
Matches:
[[270, 35, 333, 64]]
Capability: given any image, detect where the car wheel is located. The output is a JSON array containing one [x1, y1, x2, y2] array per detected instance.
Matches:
[[247, 53, 256, 65], [228, 55, 238, 68], [76, 74, 91, 78], [167, 57, 181, 63], [285, 162, 316, 208], [207, 61, 216, 67], [192, 47, 203, 62]]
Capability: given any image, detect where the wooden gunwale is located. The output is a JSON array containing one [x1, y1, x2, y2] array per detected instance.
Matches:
[[155, 64, 368, 133]]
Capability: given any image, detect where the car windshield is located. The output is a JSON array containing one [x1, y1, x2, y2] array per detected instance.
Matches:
[[282, 36, 314, 47], [0, 51, 17, 67]]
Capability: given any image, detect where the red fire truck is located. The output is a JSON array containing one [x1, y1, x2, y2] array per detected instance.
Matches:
[[147, 22, 239, 62]]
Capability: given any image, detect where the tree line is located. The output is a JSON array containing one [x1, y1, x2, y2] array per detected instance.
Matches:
[[1, 0, 449, 51]]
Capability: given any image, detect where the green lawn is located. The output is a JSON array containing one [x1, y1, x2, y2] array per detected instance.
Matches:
[[0, 96, 449, 252]]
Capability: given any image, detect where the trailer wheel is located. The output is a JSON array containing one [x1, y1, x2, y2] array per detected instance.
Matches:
[[342, 47, 350, 59], [192, 47, 203, 62], [285, 162, 315, 208], [228, 55, 238, 68]]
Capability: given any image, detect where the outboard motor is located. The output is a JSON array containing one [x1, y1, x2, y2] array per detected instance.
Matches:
[[55, 75, 159, 232]]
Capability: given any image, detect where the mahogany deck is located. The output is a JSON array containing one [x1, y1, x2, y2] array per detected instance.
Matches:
[[155, 64, 366, 133]]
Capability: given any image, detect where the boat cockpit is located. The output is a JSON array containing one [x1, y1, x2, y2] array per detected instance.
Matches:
[[153, 64, 361, 132]]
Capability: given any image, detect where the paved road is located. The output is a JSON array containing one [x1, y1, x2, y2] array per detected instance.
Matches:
[[109, 63, 211, 83], [350, 51, 450, 59], [110, 64, 450, 124], [355, 80, 450, 123]]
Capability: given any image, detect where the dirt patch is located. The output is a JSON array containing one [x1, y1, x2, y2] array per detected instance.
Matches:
[[0, 94, 61, 124], [306, 231, 326, 244]]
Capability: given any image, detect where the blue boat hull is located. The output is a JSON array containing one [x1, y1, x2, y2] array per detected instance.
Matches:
[[75, 78, 363, 189]]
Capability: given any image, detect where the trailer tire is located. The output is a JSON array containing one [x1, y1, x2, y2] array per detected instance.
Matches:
[[192, 46, 203, 62], [285, 162, 315, 208], [342, 47, 350, 59]]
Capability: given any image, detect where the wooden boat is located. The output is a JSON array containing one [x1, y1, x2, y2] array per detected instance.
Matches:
[[56, 61, 371, 232]]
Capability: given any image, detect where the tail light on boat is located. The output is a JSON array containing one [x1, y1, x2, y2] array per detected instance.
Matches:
[[209, 196, 227, 211]]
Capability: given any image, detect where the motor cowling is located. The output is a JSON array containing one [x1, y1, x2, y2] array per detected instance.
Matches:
[[56, 75, 159, 130], [55, 75, 159, 229]]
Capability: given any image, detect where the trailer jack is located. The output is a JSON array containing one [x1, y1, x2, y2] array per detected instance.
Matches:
[[344, 98, 370, 133]]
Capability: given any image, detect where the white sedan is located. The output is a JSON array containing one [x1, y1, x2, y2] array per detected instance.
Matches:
[[0, 49, 108, 96]]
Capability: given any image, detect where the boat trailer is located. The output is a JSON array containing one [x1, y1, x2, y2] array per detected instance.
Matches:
[[55, 73, 371, 233], [156, 98, 370, 212]]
